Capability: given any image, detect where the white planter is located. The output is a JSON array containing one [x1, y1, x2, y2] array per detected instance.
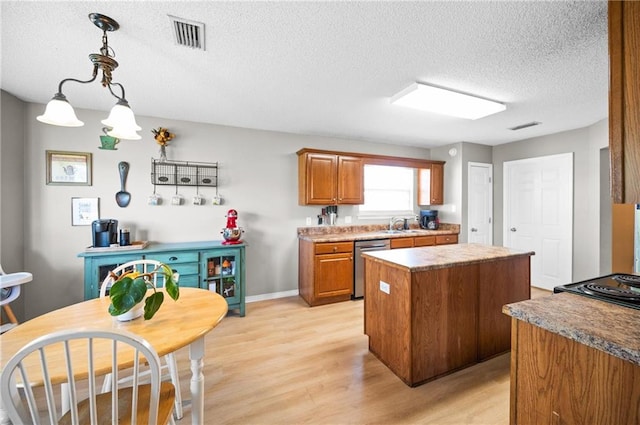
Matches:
[[116, 302, 144, 321]]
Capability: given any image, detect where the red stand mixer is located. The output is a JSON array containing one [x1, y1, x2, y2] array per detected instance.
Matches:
[[221, 209, 244, 245]]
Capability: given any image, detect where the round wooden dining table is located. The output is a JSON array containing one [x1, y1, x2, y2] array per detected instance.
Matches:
[[0, 287, 228, 425]]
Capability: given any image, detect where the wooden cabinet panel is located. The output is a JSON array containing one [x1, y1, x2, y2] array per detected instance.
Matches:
[[411, 265, 479, 382], [430, 163, 444, 205], [337, 156, 364, 204], [315, 252, 354, 298], [414, 236, 436, 247], [612, 203, 635, 272], [298, 152, 363, 205], [365, 252, 531, 387], [390, 238, 414, 249], [299, 153, 337, 205], [511, 320, 640, 425], [315, 241, 353, 255], [609, 1, 640, 203], [299, 239, 354, 306], [391, 234, 456, 249], [436, 234, 458, 245], [477, 257, 530, 360], [418, 164, 444, 205]]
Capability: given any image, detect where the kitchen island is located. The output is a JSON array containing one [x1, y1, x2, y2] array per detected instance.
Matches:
[[363, 243, 533, 387], [503, 293, 640, 425]]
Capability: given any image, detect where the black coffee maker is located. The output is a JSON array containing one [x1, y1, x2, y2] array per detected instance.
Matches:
[[92, 219, 118, 247], [419, 210, 439, 230]]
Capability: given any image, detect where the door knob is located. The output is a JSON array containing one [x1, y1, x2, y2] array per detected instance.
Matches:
[[470, 228, 478, 232], [510, 227, 517, 232]]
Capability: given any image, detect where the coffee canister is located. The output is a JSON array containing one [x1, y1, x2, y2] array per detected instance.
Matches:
[[119, 228, 131, 246]]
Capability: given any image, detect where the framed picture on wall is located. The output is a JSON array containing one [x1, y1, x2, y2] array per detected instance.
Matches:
[[46, 150, 92, 185], [71, 197, 99, 226]]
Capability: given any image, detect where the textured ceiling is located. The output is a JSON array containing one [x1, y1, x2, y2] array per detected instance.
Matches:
[[1, 1, 608, 148]]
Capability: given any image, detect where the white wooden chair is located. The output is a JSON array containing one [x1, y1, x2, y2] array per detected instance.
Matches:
[[0, 328, 175, 425], [0, 264, 32, 334], [100, 259, 183, 420]]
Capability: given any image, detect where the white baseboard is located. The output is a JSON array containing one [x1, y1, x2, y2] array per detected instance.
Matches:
[[246, 290, 299, 303]]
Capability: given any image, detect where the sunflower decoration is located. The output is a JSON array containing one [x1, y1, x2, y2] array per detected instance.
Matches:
[[152, 127, 175, 161], [152, 127, 175, 146]]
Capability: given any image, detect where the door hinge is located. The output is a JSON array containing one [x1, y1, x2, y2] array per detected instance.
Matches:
[[489, 177, 492, 183], [489, 217, 492, 224]]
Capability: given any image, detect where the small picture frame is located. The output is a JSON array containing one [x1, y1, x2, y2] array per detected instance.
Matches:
[[46, 150, 92, 185], [71, 197, 99, 226]]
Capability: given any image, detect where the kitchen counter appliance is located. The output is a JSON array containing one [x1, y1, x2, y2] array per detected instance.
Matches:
[[92, 219, 118, 247], [354, 239, 390, 299], [420, 210, 439, 230], [553, 273, 640, 310]]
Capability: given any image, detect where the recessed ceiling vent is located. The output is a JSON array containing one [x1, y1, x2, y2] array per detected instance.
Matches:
[[168, 15, 205, 50], [509, 121, 541, 131]]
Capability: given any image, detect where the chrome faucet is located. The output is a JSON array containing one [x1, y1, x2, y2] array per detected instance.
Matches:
[[389, 216, 405, 231]]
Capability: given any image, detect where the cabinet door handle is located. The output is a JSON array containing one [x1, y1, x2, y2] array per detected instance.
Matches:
[[169, 256, 178, 261], [510, 228, 517, 232]]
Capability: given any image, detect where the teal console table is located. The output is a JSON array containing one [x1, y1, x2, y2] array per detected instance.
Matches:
[[78, 240, 246, 316]]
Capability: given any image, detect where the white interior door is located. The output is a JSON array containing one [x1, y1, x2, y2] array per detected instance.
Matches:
[[504, 153, 573, 290], [467, 162, 493, 245]]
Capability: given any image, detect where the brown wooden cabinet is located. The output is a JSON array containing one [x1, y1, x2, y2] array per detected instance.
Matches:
[[364, 249, 532, 387], [510, 320, 640, 425], [609, 1, 640, 203], [417, 164, 444, 205], [297, 151, 364, 205], [390, 237, 415, 249], [298, 240, 354, 306], [477, 257, 530, 360], [390, 233, 456, 249]]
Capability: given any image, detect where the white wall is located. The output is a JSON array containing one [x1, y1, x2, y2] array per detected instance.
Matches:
[[492, 119, 608, 282], [5, 95, 431, 319], [427, 142, 492, 243]]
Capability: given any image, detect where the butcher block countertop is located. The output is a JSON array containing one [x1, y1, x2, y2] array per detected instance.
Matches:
[[503, 293, 640, 366], [297, 223, 459, 243], [362, 243, 534, 272]]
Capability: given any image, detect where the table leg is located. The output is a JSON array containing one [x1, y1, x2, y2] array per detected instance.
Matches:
[[189, 336, 205, 425]]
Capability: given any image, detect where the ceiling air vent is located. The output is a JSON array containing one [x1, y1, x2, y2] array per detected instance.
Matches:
[[168, 15, 205, 50], [509, 121, 541, 131]]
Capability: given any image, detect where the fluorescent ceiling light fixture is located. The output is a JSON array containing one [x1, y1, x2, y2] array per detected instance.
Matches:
[[391, 83, 506, 120]]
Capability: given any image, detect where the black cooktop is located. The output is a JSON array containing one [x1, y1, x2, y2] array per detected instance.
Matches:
[[553, 273, 640, 310]]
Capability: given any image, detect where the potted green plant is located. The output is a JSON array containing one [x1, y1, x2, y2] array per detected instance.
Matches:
[[108, 263, 179, 320]]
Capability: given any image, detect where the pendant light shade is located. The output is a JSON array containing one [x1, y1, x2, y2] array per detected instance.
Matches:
[[36, 94, 84, 127], [102, 99, 142, 140], [37, 13, 140, 139], [101, 100, 141, 130]]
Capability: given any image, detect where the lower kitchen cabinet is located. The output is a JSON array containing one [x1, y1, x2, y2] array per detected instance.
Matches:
[[390, 234, 457, 249], [299, 240, 353, 306], [78, 241, 246, 316], [510, 320, 640, 425]]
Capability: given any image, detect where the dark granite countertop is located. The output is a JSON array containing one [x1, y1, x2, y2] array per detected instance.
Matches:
[[362, 243, 533, 272], [503, 292, 640, 366]]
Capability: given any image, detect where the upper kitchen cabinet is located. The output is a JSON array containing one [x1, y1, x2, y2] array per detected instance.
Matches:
[[417, 163, 444, 205], [609, 1, 640, 203], [297, 149, 364, 205]]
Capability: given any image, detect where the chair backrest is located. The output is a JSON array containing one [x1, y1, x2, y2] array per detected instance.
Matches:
[[100, 259, 165, 298], [0, 328, 166, 425]]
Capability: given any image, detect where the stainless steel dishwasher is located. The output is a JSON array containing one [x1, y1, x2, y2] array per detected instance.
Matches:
[[353, 239, 390, 299]]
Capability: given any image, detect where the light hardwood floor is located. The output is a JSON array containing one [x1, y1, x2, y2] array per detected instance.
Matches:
[[173, 287, 551, 424]]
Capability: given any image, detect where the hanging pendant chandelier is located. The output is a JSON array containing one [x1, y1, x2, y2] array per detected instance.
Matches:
[[37, 13, 141, 140]]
